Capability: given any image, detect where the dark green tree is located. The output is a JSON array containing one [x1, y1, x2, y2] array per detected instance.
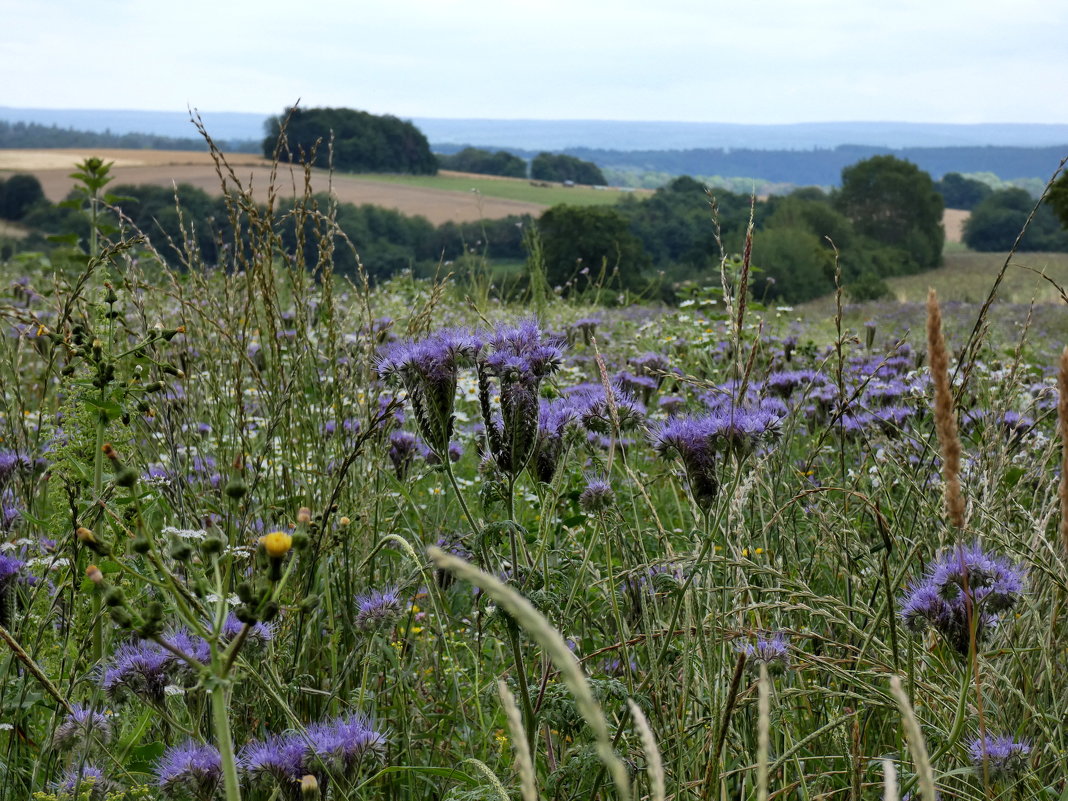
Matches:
[[263, 107, 437, 174], [935, 172, 992, 210], [1048, 171, 1068, 230], [537, 205, 649, 292], [963, 188, 1068, 252], [438, 148, 527, 178], [834, 155, 944, 271], [0, 173, 46, 220], [530, 153, 606, 185]]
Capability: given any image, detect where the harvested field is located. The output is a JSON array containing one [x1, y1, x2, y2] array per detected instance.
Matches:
[[943, 207, 969, 243], [0, 149, 549, 225]]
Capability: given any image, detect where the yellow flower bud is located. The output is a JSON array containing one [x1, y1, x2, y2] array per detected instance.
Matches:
[[260, 531, 293, 559]]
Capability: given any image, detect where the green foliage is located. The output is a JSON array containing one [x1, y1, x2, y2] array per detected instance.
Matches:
[[935, 172, 992, 210], [1047, 170, 1068, 229], [437, 147, 527, 178], [0, 173, 46, 220], [264, 106, 437, 174], [834, 155, 944, 270], [963, 187, 1068, 251], [537, 204, 649, 293], [530, 153, 606, 186]]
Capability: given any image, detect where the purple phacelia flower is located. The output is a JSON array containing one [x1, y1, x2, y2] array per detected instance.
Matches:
[[354, 587, 404, 632], [102, 640, 172, 702], [53, 704, 113, 750], [388, 431, 420, 480], [477, 319, 565, 476], [306, 712, 387, 776], [566, 381, 645, 434], [900, 544, 1026, 656], [54, 764, 116, 800], [221, 612, 275, 645], [966, 734, 1031, 779], [737, 632, 792, 675], [239, 732, 308, 783], [532, 398, 576, 484], [378, 327, 479, 456], [579, 474, 615, 513], [155, 740, 222, 800]]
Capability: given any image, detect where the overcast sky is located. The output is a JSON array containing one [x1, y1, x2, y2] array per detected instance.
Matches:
[[2, 0, 1065, 123]]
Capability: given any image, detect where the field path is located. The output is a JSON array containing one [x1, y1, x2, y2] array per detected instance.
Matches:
[[0, 149, 549, 225]]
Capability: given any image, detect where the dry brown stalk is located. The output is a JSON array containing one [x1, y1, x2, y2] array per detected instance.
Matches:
[[926, 289, 965, 529]]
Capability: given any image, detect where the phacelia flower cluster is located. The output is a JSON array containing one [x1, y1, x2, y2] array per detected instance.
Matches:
[[900, 544, 1026, 656], [967, 733, 1031, 780]]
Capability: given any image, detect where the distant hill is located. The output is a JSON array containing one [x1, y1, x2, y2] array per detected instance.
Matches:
[[4, 107, 1068, 152], [1, 107, 1064, 187]]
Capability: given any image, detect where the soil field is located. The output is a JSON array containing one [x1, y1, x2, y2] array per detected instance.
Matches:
[[0, 149, 550, 225], [943, 208, 968, 243]]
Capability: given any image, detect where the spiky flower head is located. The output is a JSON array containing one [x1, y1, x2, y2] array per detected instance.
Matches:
[[579, 474, 615, 513], [478, 319, 565, 476], [532, 398, 576, 484], [102, 640, 172, 703], [966, 734, 1031, 780], [378, 328, 479, 457], [354, 587, 404, 632], [737, 632, 792, 675], [155, 740, 222, 800], [306, 712, 387, 777], [54, 765, 117, 800], [900, 543, 1026, 656], [239, 732, 308, 785], [53, 704, 113, 751]]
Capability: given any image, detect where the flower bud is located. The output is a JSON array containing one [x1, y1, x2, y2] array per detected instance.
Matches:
[[85, 565, 104, 584], [297, 507, 311, 524], [300, 774, 320, 799]]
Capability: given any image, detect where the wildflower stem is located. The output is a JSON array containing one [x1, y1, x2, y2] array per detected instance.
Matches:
[[210, 676, 243, 801], [507, 626, 538, 764], [443, 459, 481, 536]]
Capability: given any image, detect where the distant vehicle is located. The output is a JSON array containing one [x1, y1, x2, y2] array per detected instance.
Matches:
[[563, 180, 575, 188]]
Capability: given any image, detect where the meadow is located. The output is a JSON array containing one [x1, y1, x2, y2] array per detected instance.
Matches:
[[0, 146, 1066, 801]]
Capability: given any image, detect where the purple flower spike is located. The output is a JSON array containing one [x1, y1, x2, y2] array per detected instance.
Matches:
[[900, 544, 1026, 656], [239, 732, 308, 783], [967, 733, 1031, 779], [354, 587, 404, 632], [737, 632, 792, 675], [155, 740, 222, 800]]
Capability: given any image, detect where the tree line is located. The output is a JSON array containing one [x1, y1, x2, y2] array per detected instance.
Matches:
[[5, 155, 1066, 304]]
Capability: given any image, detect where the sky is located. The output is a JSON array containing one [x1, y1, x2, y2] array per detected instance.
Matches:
[[2, 0, 1066, 124]]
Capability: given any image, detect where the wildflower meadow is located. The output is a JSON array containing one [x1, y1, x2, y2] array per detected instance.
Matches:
[[1, 140, 1068, 801]]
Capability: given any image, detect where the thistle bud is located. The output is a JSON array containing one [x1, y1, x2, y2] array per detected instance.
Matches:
[[115, 466, 138, 488], [201, 536, 224, 556], [300, 774, 320, 799], [339, 516, 351, 527], [297, 507, 311, 524], [224, 478, 247, 499], [85, 565, 104, 584], [291, 530, 309, 550]]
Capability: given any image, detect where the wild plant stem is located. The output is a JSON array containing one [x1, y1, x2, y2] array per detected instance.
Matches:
[[210, 676, 242, 801]]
